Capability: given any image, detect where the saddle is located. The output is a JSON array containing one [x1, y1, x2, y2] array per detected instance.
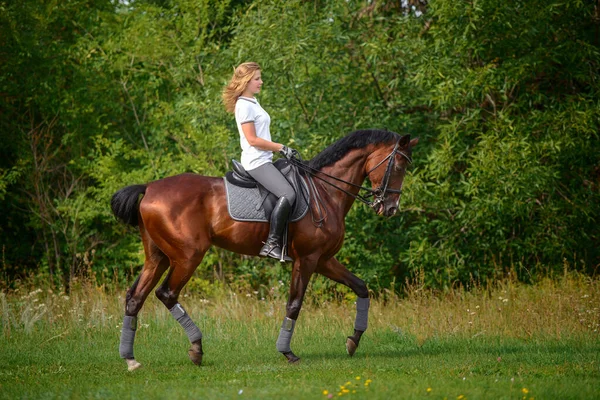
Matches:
[[224, 159, 309, 223]]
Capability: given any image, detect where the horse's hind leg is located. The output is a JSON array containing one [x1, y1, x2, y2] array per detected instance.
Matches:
[[155, 251, 207, 366], [316, 257, 369, 357], [120, 240, 169, 371]]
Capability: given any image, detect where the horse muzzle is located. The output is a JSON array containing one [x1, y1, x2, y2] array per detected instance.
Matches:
[[385, 206, 398, 217], [374, 202, 397, 217]]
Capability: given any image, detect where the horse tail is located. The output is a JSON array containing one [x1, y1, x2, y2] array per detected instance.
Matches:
[[111, 184, 147, 227]]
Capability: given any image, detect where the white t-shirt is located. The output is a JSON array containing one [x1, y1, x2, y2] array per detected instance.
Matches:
[[235, 96, 273, 170]]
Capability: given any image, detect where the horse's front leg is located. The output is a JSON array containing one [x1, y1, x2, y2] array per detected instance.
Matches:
[[316, 257, 369, 357], [277, 255, 317, 363]]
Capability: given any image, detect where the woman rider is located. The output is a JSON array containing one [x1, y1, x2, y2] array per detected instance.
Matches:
[[223, 62, 298, 262]]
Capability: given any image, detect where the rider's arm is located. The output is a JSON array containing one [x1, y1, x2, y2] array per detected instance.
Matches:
[[241, 122, 284, 152]]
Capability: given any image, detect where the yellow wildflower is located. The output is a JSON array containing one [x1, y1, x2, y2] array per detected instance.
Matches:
[[427, 387, 432, 393], [522, 388, 529, 395], [323, 390, 329, 396], [355, 376, 361, 380]]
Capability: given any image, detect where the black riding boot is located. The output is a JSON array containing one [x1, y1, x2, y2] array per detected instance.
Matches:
[[259, 197, 293, 262]]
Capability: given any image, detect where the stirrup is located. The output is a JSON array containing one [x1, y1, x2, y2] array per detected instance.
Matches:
[[259, 242, 293, 262], [279, 243, 293, 263], [278, 251, 293, 263]]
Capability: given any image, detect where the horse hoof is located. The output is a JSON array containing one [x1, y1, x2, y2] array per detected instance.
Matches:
[[126, 358, 142, 371], [188, 349, 203, 366], [282, 351, 300, 364], [346, 337, 358, 357]]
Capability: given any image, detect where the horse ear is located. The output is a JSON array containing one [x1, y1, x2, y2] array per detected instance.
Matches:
[[399, 134, 411, 147], [410, 137, 419, 147]]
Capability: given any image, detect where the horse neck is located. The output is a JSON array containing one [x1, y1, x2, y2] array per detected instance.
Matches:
[[318, 148, 369, 215]]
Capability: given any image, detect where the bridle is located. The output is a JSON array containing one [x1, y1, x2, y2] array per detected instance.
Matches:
[[366, 139, 412, 211], [289, 139, 413, 216]]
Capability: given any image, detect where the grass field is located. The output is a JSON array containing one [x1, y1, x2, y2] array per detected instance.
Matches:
[[1, 274, 599, 399]]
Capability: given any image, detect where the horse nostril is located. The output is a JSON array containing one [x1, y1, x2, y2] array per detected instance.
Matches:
[[387, 207, 397, 216]]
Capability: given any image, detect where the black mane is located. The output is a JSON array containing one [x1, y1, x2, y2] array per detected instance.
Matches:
[[307, 129, 400, 170]]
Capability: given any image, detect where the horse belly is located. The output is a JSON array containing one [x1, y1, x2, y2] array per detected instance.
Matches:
[[211, 220, 269, 256]]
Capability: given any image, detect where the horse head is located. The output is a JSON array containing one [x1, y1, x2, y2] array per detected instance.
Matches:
[[365, 134, 419, 217]]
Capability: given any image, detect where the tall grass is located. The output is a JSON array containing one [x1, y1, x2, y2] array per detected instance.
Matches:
[[3, 272, 598, 340]]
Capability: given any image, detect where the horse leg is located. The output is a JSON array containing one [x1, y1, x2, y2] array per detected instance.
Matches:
[[316, 257, 369, 357], [155, 252, 206, 366], [120, 242, 169, 371], [277, 256, 317, 363]]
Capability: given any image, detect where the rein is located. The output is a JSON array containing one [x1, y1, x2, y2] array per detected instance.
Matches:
[[289, 139, 412, 220]]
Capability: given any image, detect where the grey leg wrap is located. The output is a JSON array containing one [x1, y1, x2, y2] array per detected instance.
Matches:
[[169, 303, 203, 343], [119, 315, 137, 359], [276, 317, 296, 353], [355, 297, 370, 332]]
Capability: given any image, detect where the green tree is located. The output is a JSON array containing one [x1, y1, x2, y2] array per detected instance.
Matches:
[[0, 0, 116, 287]]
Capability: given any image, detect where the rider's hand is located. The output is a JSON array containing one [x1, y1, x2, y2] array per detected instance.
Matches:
[[279, 145, 299, 160]]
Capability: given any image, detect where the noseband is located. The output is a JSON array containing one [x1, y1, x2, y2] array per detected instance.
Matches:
[[289, 138, 412, 213]]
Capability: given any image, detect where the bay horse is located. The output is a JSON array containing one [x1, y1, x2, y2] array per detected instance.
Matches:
[[111, 129, 418, 371]]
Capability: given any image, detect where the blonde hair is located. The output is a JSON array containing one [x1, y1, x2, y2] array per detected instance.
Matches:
[[222, 62, 261, 113]]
